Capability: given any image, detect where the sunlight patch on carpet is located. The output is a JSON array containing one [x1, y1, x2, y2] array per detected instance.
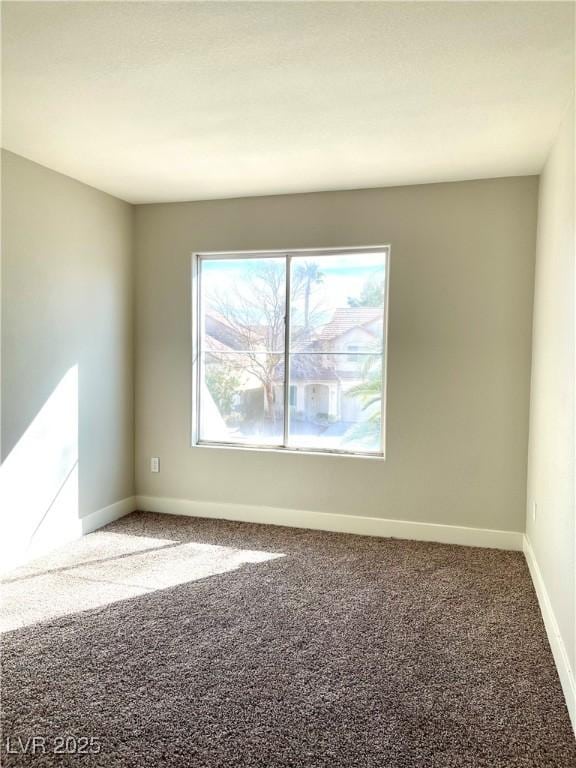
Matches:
[[1, 530, 284, 631]]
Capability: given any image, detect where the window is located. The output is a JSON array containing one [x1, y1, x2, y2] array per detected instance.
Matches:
[[192, 246, 389, 456], [347, 345, 365, 362]]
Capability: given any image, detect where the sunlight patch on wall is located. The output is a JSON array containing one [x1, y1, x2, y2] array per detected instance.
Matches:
[[0, 366, 79, 572]]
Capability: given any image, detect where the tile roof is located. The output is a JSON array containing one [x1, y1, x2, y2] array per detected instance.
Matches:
[[316, 307, 382, 341], [204, 307, 383, 356]]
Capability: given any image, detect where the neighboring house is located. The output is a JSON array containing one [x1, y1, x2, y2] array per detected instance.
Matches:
[[278, 307, 382, 424], [201, 312, 266, 437], [204, 307, 382, 428]]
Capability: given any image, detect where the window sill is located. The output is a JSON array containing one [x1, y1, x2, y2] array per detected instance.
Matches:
[[192, 440, 385, 460]]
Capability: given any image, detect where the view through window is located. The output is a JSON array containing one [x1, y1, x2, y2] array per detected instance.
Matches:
[[195, 247, 389, 456]]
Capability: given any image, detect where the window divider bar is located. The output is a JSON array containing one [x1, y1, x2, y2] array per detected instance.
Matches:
[[194, 253, 202, 445], [282, 255, 292, 448]]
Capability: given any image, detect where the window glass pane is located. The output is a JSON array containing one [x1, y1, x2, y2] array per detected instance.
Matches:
[[201, 257, 286, 353], [196, 250, 386, 454], [290, 252, 385, 351], [287, 353, 382, 453], [199, 352, 284, 445], [287, 252, 385, 453], [199, 256, 286, 445]]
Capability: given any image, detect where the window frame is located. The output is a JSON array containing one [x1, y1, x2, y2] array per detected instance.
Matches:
[[191, 245, 390, 459]]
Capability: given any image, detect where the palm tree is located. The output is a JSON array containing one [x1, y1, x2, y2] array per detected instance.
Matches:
[[344, 355, 382, 448], [295, 261, 324, 331]]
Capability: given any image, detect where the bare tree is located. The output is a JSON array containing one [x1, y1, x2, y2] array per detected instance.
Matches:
[[206, 260, 324, 420], [207, 261, 285, 420]]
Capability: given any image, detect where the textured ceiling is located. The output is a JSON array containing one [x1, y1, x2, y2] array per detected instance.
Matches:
[[2, 1, 574, 204]]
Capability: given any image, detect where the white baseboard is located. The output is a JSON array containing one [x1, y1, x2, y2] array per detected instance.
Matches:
[[1, 495, 137, 573], [80, 495, 137, 534], [523, 534, 576, 734], [135, 494, 523, 551]]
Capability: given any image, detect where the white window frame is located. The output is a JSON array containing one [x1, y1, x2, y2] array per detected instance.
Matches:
[[191, 245, 390, 458]]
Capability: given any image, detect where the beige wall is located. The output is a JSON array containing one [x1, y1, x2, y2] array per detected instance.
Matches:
[[135, 176, 537, 532], [1, 151, 134, 563], [526, 101, 575, 676]]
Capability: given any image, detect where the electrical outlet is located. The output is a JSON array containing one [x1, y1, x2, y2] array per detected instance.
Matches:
[[150, 457, 160, 473], [532, 501, 537, 521]]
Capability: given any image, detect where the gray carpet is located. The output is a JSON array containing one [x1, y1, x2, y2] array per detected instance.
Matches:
[[1, 511, 575, 767]]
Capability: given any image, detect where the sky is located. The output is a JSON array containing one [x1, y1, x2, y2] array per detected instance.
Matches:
[[201, 252, 387, 318]]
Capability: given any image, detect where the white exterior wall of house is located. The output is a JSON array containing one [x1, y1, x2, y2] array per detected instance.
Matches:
[[277, 381, 338, 421], [304, 382, 338, 421], [323, 322, 382, 422], [326, 326, 378, 372]]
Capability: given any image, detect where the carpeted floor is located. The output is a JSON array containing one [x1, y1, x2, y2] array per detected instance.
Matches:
[[1, 511, 575, 767]]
